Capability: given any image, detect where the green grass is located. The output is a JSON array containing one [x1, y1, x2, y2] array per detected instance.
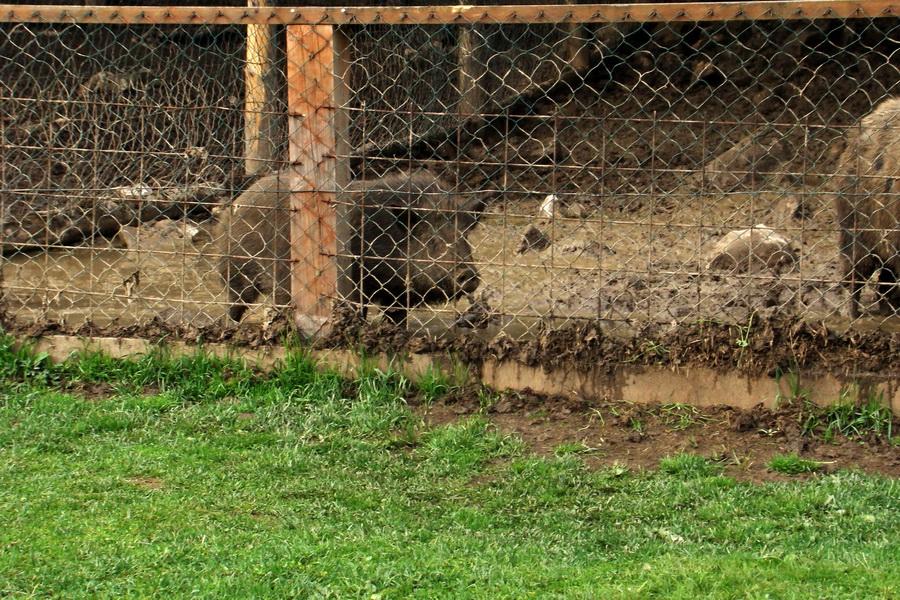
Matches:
[[658, 453, 726, 478], [415, 363, 457, 404], [822, 389, 894, 441], [795, 386, 895, 442], [768, 453, 823, 475], [1, 333, 899, 598]]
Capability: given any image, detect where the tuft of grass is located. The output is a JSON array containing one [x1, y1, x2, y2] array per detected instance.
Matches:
[[0, 332, 56, 388], [626, 338, 670, 363], [770, 371, 895, 443], [772, 363, 812, 411], [659, 453, 725, 478], [822, 388, 893, 441], [416, 363, 456, 404], [732, 311, 755, 364], [767, 453, 823, 475], [795, 386, 895, 442], [475, 385, 503, 410], [57, 343, 262, 402]]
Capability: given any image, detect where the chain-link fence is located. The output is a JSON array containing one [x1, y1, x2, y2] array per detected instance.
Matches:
[[2, 3, 900, 342]]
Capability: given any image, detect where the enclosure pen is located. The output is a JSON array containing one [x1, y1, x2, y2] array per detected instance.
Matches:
[[2, 1, 900, 410]]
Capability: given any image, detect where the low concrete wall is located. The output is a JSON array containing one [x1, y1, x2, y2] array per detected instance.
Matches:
[[28, 335, 900, 413]]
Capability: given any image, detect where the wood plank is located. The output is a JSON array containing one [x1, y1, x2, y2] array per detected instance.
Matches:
[[2, 2, 899, 25]]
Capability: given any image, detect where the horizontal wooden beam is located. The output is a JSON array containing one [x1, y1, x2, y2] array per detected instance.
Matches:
[[0, 1, 898, 25]]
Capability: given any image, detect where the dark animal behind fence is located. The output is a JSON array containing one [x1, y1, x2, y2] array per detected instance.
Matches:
[[836, 97, 900, 318], [219, 170, 482, 324]]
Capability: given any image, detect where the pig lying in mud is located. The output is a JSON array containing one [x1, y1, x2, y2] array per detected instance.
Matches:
[[219, 171, 482, 324]]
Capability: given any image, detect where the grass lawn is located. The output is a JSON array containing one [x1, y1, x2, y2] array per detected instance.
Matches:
[[1, 336, 898, 599]]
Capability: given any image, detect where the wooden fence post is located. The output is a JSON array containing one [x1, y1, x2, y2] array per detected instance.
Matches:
[[564, 1, 592, 71], [285, 24, 349, 336], [244, 0, 277, 175], [457, 25, 487, 120]]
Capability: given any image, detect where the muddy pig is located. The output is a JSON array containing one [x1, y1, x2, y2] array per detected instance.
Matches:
[[219, 170, 482, 324], [835, 97, 900, 318]]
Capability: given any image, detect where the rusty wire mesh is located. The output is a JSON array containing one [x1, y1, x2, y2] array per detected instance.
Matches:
[[2, 5, 900, 341]]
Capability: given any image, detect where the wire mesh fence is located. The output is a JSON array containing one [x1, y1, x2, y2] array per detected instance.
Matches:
[[2, 3, 900, 342]]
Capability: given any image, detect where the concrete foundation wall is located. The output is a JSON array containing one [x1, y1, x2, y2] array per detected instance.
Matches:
[[26, 335, 900, 414]]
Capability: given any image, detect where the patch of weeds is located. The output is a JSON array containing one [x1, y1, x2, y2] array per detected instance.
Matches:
[[0, 332, 56, 388], [417, 364, 456, 404], [423, 414, 523, 476], [629, 417, 645, 434], [588, 407, 606, 426], [602, 461, 631, 478], [57, 346, 118, 382], [658, 403, 719, 431], [504, 453, 593, 508], [349, 365, 415, 437], [267, 346, 325, 391], [796, 386, 894, 442], [529, 408, 550, 420], [729, 451, 754, 472], [447, 356, 471, 388], [771, 365, 827, 437], [731, 311, 755, 363], [385, 422, 421, 450], [59, 343, 260, 402], [772, 363, 810, 410], [475, 384, 501, 410], [658, 453, 724, 478], [822, 387, 893, 441], [767, 453, 823, 475]]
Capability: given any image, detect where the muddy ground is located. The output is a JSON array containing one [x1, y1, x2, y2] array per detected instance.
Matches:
[[417, 386, 900, 483]]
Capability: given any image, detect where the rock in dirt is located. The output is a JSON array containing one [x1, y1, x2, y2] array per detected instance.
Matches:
[[706, 226, 796, 273], [517, 224, 551, 253], [565, 202, 590, 219], [540, 194, 557, 218]]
